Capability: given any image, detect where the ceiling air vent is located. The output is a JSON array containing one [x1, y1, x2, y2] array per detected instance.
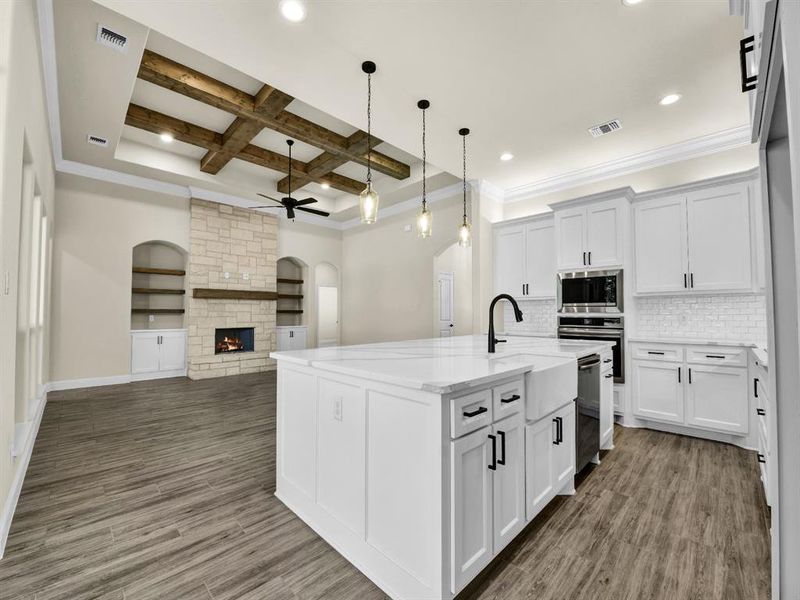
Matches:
[[87, 134, 109, 148], [96, 24, 128, 53], [588, 119, 622, 138]]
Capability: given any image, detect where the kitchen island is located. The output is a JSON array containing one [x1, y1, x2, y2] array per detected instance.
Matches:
[[270, 335, 613, 600]]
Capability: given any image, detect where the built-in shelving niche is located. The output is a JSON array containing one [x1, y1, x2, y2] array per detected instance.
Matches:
[[131, 241, 188, 329], [276, 257, 305, 326]]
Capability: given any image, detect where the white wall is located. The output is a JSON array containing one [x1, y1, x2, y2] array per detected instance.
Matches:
[[0, 0, 57, 555], [50, 173, 190, 382]]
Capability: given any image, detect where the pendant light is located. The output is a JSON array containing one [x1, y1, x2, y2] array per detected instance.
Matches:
[[458, 128, 471, 247], [416, 99, 432, 238], [359, 61, 379, 224]]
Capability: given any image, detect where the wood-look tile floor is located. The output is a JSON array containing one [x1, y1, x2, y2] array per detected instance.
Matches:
[[0, 372, 770, 600]]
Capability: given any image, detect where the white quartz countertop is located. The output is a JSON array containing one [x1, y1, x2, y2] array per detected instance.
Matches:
[[270, 334, 612, 394], [628, 335, 758, 348]]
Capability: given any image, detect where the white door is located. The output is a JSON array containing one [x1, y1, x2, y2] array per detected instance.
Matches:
[[317, 286, 339, 347], [633, 195, 689, 293], [525, 220, 556, 297], [131, 333, 160, 374], [685, 364, 749, 434], [450, 427, 493, 594], [438, 272, 455, 337], [632, 360, 685, 424], [686, 183, 753, 292], [586, 199, 623, 268], [553, 403, 576, 489], [492, 413, 525, 553], [159, 331, 186, 371], [494, 226, 525, 297], [554, 207, 586, 271], [600, 368, 614, 449], [525, 416, 556, 521]]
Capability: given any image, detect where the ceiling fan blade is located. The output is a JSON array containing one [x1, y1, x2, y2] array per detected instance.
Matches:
[[293, 198, 318, 207], [296, 206, 330, 217], [250, 205, 285, 209], [256, 193, 284, 204]]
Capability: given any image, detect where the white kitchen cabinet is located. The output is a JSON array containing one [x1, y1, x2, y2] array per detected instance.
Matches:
[[130, 329, 186, 380], [492, 413, 525, 553], [685, 364, 749, 435], [493, 217, 555, 299], [633, 195, 688, 294], [524, 220, 556, 297], [600, 362, 614, 450], [686, 184, 753, 292], [493, 225, 526, 298], [632, 360, 684, 424], [451, 426, 493, 592], [277, 326, 307, 351], [553, 198, 624, 271], [552, 403, 576, 489]]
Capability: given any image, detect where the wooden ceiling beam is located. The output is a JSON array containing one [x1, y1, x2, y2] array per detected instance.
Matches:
[[124, 104, 366, 196], [138, 50, 411, 182]]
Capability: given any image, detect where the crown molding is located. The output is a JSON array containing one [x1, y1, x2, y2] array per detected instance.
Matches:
[[503, 125, 752, 203], [37, 0, 62, 164]]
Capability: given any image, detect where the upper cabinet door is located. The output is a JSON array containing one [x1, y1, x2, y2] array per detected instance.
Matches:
[[494, 226, 526, 298], [525, 220, 556, 297], [554, 207, 586, 271], [633, 195, 689, 294], [686, 183, 753, 292], [585, 200, 623, 268]]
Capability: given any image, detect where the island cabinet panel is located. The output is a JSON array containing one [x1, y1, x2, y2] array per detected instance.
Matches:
[[492, 413, 526, 553], [366, 390, 439, 591], [525, 414, 556, 520], [553, 405, 576, 490], [279, 369, 317, 500], [317, 378, 366, 537], [450, 427, 493, 593], [600, 352, 615, 450]]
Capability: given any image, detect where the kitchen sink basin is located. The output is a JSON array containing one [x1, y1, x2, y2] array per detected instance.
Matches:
[[493, 353, 577, 421]]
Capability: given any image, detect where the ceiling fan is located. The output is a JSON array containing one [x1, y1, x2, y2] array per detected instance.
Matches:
[[252, 139, 330, 220]]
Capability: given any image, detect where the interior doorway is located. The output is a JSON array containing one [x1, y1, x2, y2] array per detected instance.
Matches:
[[433, 242, 473, 338], [437, 272, 454, 337], [315, 262, 339, 347]]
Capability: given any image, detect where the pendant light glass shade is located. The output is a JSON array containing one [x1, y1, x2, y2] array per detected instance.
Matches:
[[417, 205, 432, 238], [458, 220, 471, 247], [360, 61, 379, 224], [458, 127, 471, 248]]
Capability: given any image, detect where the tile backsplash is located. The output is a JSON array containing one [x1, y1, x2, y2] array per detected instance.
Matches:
[[502, 299, 557, 336], [634, 294, 767, 343]]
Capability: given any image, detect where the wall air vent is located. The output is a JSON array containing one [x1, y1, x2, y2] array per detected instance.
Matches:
[[87, 134, 109, 148], [588, 119, 622, 138], [96, 24, 128, 53]]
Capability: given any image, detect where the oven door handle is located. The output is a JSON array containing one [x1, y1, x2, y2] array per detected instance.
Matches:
[[578, 358, 601, 370]]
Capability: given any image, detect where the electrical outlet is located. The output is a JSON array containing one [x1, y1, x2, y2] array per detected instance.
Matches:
[[333, 397, 343, 421], [223, 272, 231, 280], [149, 314, 155, 322]]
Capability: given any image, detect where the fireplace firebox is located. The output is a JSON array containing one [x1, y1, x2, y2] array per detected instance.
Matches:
[[215, 327, 255, 354]]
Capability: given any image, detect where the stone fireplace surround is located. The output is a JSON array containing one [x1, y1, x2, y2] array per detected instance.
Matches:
[[187, 199, 278, 380]]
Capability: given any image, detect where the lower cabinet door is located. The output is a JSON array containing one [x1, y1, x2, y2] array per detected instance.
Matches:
[[451, 426, 493, 594], [632, 360, 684, 424], [158, 332, 186, 371], [525, 415, 556, 521], [131, 333, 160, 374], [492, 413, 525, 553], [553, 403, 576, 490], [685, 364, 749, 434], [600, 370, 614, 449], [276, 329, 291, 351]]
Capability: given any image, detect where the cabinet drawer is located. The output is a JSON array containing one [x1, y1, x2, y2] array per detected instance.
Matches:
[[686, 346, 747, 367], [492, 378, 524, 421], [631, 343, 683, 363], [451, 390, 493, 439]]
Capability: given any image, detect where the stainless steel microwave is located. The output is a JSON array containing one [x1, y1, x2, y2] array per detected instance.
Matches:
[[557, 269, 623, 313]]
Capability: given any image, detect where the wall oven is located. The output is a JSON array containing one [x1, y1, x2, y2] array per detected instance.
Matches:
[[558, 316, 625, 383], [557, 269, 623, 313]]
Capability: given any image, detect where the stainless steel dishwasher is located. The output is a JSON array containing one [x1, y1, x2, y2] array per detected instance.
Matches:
[[576, 354, 600, 473]]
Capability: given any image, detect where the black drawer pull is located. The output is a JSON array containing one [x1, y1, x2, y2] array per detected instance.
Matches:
[[757, 453, 766, 464], [501, 394, 520, 404], [463, 406, 488, 418], [603, 358, 612, 363], [647, 351, 665, 356], [757, 408, 766, 416], [740, 35, 758, 92], [488, 434, 497, 470], [604, 373, 613, 379], [497, 431, 506, 466], [557, 416, 563, 444], [705, 354, 726, 359], [754, 377, 759, 398], [552, 418, 560, 445]]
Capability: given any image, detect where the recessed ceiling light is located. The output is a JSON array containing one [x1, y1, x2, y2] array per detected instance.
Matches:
[[500, 152, 514, 161], [659, 93, 682, 106], [160, 132, 174, 143], [280, 0, 306, 22], [622, 0, 644, 5], [320, 182, 330, 190]]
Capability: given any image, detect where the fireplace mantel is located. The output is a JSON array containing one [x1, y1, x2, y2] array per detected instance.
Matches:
[[192, 288, 278, 301]]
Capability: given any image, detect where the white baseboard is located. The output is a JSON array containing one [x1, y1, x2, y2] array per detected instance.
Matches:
[[130, 368, 187, 382], [48, 374, 132, 391], [1, 391, 47, 559]]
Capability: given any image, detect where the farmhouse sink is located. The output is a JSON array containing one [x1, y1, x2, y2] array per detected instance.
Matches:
[[493, 353, 578, 421]]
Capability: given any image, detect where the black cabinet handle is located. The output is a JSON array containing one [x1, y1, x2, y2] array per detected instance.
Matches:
[[488, 434, 497, 470], [678, 367, 681, 383], [497, 431, 506, 466], [552, 418, 560, 445], [690, 273, 694, 288], [757, 453, 766, 464], [557, 416, 563, 444], [684, 273, 688, 288], [688, 368, 693, 384], [588, 251, 592, 265], [605, 373, 613, 379], [740, 35, 758, 92], [647, 351, 665, 356], [706, 355, 725, 359], [583, 251, 586, 266], [757, 408, 766, 416], [501, 394, 520, 404], [463, 406, 488, 418], [754, 378, 759, 398], [603, 358, 612, 363]]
